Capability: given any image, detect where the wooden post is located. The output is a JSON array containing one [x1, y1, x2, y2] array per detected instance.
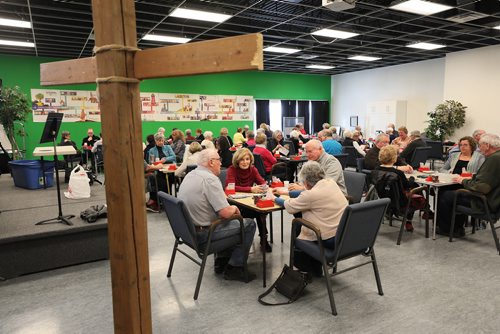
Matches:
[[39, 2, 262, 332], [91, 0, 152, 333]]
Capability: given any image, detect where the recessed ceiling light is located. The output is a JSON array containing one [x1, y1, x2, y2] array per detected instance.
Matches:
[[143, 34, 191, 44], [264, 46, 300, 54], [311, 28, 359, 39], [494, 25, 500, 30], [390, 0, 452, 16], [306, 64, 335, 70], [0, 39, 35, 47], [297, 54, 319, 60], [0, 18, 31, 28], [348, 55, 381, 61], [170, 8, 231, 23], [407, 42, 445, 50]]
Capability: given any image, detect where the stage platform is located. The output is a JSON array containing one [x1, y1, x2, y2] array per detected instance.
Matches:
[[0, 172, 108, 280]]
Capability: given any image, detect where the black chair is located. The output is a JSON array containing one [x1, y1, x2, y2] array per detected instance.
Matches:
[[218, 168, 227, 187], [185, 164, 197, 175], [270, 162, 288, 181], [343, 170, 366, 204], [252, 153, 267, 179], [93, 144, 104, 174], [371, 169, 429, 245], [356, 157, 372, 189], [332, 153, 348, 170], [408, 146, 431, 169], [342, 146, 362, 168], [290, 198, 391, 315], [450, 189, 500, 254], [425, 140, 446, 170], [158, 191, 248, 300]]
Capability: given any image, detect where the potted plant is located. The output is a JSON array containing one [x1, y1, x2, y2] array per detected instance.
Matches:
[[424, 100, 466, 141], [0, 86, 31, 160]]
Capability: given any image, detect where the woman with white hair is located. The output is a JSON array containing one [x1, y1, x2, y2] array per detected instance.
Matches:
[[270, 161, 348, 277], [201, 131, 215, 150], [175, 142, 202, 177]]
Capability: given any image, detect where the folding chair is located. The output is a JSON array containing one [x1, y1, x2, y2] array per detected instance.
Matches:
[[450, 189, 500, 254], [290, 198, 391, 315], [158, 191, 248, 300]]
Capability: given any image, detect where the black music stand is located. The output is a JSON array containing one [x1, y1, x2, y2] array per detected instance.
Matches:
[[36, 113, 75, 226]]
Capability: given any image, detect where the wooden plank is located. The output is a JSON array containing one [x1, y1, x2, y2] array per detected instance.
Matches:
[[39, 33, 264, 86], [91, 0, 152, 333], [40, 57, 96, 86], [135, 33, 263, 79]]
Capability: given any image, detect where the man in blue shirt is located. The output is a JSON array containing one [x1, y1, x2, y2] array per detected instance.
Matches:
[[318, 129, 342, 156]]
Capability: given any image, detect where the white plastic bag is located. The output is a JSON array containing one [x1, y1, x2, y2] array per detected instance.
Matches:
[[64, 165, 91, 199]]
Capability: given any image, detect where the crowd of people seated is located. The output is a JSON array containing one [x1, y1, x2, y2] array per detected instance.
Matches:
[[57, 120, 497, 281]]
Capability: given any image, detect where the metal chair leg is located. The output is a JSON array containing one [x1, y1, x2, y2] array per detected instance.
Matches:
[[194, 253, 209, 300], [371, 249, 384, 296], [167, 240, 179, 277], [490, 221, 500, 255], [322, 258, 337, 316], [280, 210, 284, 243]]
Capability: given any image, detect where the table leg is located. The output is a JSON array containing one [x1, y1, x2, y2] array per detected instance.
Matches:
[[433, 186, 439, 240], [260, 213, 267, 288], [166, 173, 171, 195]]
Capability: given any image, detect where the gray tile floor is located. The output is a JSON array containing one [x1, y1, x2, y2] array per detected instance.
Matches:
[[1, 172, 499, 334]]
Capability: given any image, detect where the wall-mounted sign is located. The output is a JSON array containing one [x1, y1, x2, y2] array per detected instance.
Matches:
[[31, 89, 254, 122]]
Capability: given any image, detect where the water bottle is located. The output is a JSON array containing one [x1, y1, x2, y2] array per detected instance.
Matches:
[[149, 152, 155, 164]]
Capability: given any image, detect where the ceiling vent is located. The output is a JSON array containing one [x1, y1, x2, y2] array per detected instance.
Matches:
[[322, 0, 356, 12]]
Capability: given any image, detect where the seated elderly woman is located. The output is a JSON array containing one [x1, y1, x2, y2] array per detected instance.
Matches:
[[170, 129, 186, 162], [252, 133, 277, 173], [148, 132, 176, 194], [267, 130, 285, 154], [244, 130, 256, 148], [225, 148, 272, 252], [270, 161, 348, 277], [440, 136, 484, 175], [201, 131, 215, 150], [372, 145, 421, 232], [175, 142, 202, 177], [352, 131, 367, 156]]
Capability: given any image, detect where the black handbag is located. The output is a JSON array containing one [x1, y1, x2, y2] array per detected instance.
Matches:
[[258, 264, 308, 306]]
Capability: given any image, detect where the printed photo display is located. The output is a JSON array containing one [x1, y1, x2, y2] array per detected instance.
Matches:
[[31, 89, 254, 122]]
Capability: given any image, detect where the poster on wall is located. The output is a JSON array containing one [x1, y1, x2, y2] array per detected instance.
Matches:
[[31, 89, 100, 122], [32, 89, 254, 122]]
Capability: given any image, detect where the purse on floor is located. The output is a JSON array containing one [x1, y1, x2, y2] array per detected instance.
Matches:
[[258, 264, 308, 306]]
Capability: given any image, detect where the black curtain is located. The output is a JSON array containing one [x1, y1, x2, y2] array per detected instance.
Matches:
[[255, 100, 270, 127], [311, 100, 329, 134], [297, 100, 310, 134], [281, 100, 296, 130]]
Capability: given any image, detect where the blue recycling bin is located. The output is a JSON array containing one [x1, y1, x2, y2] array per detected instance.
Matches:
[[8, 160, 55, 189]]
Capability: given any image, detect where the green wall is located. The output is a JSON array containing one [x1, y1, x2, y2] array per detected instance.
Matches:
[[0, 54, 331, 159]]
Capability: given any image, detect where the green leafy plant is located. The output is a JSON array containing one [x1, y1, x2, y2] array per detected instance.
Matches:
[[424, 100, 466, 141], [0, 86, 31, 159]]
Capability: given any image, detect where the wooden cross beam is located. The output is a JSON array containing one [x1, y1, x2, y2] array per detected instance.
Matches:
[[38, 1, 263, 333], [40, 33, 263, 86]]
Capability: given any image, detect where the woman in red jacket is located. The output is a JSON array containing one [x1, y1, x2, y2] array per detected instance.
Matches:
[[225, 148, 271, 251], [252, 133, 277, 173]]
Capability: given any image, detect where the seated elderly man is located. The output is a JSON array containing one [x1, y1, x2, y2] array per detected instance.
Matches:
[[364, 133, 413, 172], [436, 133, 500, 236], [289, 139, 347, 196], [318, 129, 342, 156], [178, 149, 257, 282], [270, 161, 348, 277]]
